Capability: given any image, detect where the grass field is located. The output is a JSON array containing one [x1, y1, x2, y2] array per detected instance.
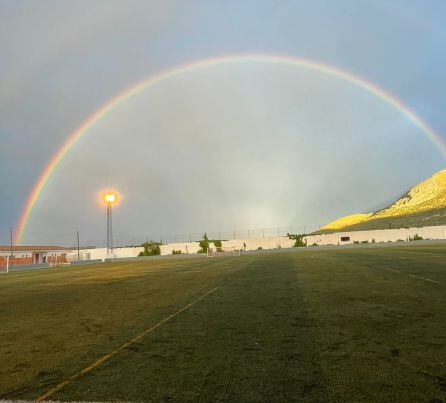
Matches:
[[0, 245, 445, 401]]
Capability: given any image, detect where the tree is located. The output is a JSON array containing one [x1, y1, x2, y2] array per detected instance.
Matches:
[[288, 233, 307, 247], [198, 233, 210, 253]]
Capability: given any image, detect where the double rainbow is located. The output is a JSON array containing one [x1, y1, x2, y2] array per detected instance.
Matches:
[[15, 53, 445, 244]]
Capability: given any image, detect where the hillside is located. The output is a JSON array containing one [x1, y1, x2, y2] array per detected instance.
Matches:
[[319, 169, 446, 233]]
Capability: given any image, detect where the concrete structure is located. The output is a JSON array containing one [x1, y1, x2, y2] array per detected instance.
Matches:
[[63, 224, 446, 263], [68, 236, 295, 261], [0, 246, 69, 267], [66, 246, 144, 262], [304, 224, 446, 246], [159, 236, 295, 255]]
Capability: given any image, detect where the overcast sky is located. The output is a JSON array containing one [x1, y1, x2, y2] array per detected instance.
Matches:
[[1, 0, 446, 245]]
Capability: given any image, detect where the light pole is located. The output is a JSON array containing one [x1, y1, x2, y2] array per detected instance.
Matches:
[[104, 192, 118, 258]]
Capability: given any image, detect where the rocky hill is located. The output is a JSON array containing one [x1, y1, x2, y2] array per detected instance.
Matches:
[[319, 169, 446, 233]]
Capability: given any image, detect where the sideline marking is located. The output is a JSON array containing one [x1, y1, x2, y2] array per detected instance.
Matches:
[[385, 250, 446, 257], [36, 286, 220, 402], [383, 268, 401, 274], [408, 274, 440, 284], [310, 255, 343, 259], [317, 255, 442, 286]]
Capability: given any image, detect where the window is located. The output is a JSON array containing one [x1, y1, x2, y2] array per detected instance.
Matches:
[[341, 236, 350, 242]]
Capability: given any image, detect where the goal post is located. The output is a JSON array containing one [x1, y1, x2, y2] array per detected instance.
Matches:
[[207, 246, 241, 257]]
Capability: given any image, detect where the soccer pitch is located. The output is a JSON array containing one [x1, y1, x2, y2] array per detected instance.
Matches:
[[0, 245, 445, 401]]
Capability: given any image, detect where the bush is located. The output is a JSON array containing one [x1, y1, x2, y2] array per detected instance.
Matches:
[[288, 233, 307, 247], [361, 240, 369, 244], [311, 242, 318, 246], [212, 239, 223, 252], [172, 250, 182, 255], [354, 241, 359, 244], [371, 239, 376, 243], [409, 234, 423, 241], [138, 241, 161, 257]]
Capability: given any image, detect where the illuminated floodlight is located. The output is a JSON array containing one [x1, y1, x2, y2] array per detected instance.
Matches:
[[100, 190, 120, 258], [104, 193, 117, 204]]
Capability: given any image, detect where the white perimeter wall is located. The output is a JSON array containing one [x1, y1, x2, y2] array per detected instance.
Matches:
[[66, 247, 144, 262], [65, 224, 446, 261], [160, 236, 295, 256], [304, 224, 446, 246], [67, 236, 295, 261]]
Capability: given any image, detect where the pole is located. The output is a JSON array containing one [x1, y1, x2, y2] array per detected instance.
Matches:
[[106, 203, 113, 257], [9, 227, 13, 269], [77, 230, 80, 261]]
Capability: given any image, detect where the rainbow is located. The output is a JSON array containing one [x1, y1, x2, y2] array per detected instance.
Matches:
[[15, 53, 446, 245]]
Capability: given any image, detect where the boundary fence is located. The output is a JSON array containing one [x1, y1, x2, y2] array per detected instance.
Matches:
[[14, 224, 321, 249]]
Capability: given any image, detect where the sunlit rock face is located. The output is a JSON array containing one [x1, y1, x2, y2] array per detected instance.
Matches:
[[375, 169, 446, 217], [320, 213, 373, 231], [321, 168, 446, 231]]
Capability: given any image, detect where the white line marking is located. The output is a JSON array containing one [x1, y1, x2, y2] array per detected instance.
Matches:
[[386, 250, 446, 257], [383, 268, 401, 274], [310, 254, 442, 285], [408, 274, 440, 284], [36, 286, 220, 401]]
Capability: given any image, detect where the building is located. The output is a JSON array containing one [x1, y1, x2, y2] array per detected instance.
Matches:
[[0, 246, 70, 267]]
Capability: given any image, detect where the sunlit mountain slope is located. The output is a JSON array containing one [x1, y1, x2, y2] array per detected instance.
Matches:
[[319, 169, 446, 232]]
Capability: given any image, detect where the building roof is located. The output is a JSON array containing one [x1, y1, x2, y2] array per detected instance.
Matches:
[[0, 246, 69, 252]]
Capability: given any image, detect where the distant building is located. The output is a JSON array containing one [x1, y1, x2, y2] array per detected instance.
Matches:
[[0, 246, 69, 267]]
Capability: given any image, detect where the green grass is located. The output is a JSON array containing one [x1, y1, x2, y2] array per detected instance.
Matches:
[[0, 246, 445, 401]]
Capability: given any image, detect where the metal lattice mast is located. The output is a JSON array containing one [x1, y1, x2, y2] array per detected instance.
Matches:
[[107, 203, 113, 255], [103, 191, 118, 258]]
